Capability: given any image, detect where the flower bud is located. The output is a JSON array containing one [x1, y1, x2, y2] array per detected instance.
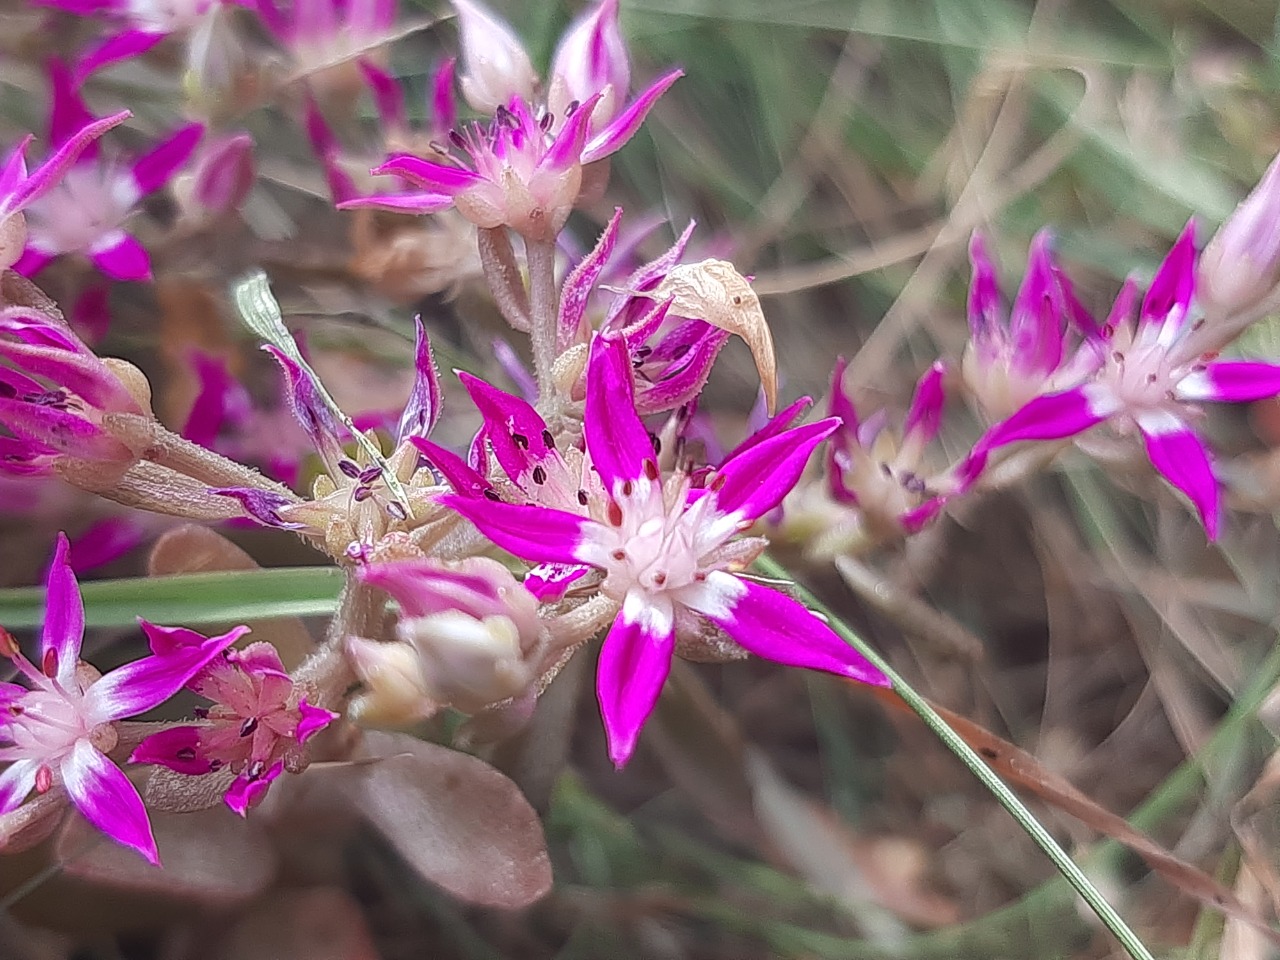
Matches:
[[452, 0, 537, 114], [352, 557, 544, 722], [548, 0, 630, 132], [186, 132, 255, 217], [1198, 150, 1280, 339]]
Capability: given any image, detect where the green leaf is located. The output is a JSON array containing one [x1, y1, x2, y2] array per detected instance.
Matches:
[[0, 567, 344, 629]]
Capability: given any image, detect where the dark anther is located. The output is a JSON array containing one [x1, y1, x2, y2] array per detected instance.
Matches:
[[644, 459, 659, 481], [648, 433, 662, 455], [239, 717, 259, 738], [539, 112, 554, 132], [532, 465, 547, 485], [338, 459, 362, 479], [353, 485, 373, 502], [512, 432, 529, 449], [176, 747, 198, 761], [879, 462, 893, 477], [448, 129, 467, 150], [483, 488, 503, 501], [577, 489, 589, 505], [542, 429, 555, 449], [386, 501, 408, 520], [611, 549, 626, 561], [621, 479, 634, 496], [607, 501, 623, 526], [358, 465, 382, 484], [565, 99, 580, 116], [732, 295, 742, 305]]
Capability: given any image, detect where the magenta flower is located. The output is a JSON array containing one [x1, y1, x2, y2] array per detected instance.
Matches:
[[0, 305, 148, 477], [14, 63, 202, 282], [441, 336, 887, 766], [250, 0, 398, 78], [0, 533, 245, 862], [0, 111, 129, 270], [974, 222, 1280, 539], [42, 0, 218, 82], [345, 78, 681, 240], [131, 639, 336, 816], [964, 230, 1097, 420], [826, 357, 978, 539]]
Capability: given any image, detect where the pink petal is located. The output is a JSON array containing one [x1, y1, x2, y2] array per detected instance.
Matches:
[[212, 487, 305, 529], [47, 60, 97, 154], [74, 29, 167, 85], [1137, 412, 1220, 539], [84, 624, 248, 723], [966, 232, 1003, 363], [358, 557, 504, 618], [0, 759, 38, 815], [1142, 220, 1197, 339], [11, 247, 53, 277], [88, 231, 152, 281], [539, 92, 601, 173], [129, 725, 214, 774], [712, 418, 839, 522], [336, 191, 455, 213], [373, 155, 481, 192], [1009, 230, 1064, 377], [130, 123, 203, 195], [3, 111, 129, 215], [440, 494, 593, 566], [596, 593, 675, 767], [263, 344, 346, 467], [358, 58, 407, 130], [61, 740, 158, 864], [192, 132, 255, 214], [684, 572, 888, 686], [458, 371, 552, 484], [295, 700, 337, 743], [902, 361, 947, 444], [978, 385, 1117, 452], [224, 760, 283, 817], [303, 95, 361, 205], [559, 207, 622, 350], [524, 561, 590, 601], [1175, 361, 1280, 404], [41, 532, 85, 687], [396, 317, 443, 442], [432, 57, 458, 133], [410, 436, 492, 498], [584, 335, 653, 491], [581, 68, 683, 165]]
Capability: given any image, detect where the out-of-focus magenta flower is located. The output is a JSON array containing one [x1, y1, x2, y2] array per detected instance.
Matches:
[[0, 533, 244, 862], [548, 0, 629, 133], [0, 306, 149, 477], [350, 556, 542, 721], [964, 231, 1097, 420], [250, 0, 398, 79], [974, 222, 1280, 539], [131, 639, 335, 816], [0, 112, 129, 270], [1198, 150, 1280, 340], [15, 63, 202, 282], [439, 335, 887, 767], [826, 357, 979, 540], [451, 0, 536, 114]]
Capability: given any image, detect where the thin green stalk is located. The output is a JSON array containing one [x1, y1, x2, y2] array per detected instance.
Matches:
[[754, 553, 1156, 960]]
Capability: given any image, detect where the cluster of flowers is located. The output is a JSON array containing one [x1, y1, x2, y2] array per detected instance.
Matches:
[[2, 0, 1280, 870]]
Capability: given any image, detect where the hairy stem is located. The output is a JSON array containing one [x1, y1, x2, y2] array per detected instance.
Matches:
[[295, 575, 386, 709], [526, 238, 560, 410], [755, 552, 1156, 960]]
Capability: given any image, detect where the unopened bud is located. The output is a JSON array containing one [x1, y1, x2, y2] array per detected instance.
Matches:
[[452, 0, 537, 114], [191, 132, 255, 216], [548, 0, 630, 132], [1199, 150, 1280, 338]]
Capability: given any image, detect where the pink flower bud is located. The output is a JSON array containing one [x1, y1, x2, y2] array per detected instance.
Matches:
[[1198, 150, 1280, 337], [452, 0, 537, 114], [548, 0, 630, 132], [191, 132, 255, 215]]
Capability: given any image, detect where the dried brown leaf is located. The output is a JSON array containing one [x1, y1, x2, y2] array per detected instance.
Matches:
[[648, 260, 778, 414]]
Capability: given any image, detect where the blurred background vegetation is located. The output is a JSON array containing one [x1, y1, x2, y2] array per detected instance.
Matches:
[[6, 0, 1280, 957]]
